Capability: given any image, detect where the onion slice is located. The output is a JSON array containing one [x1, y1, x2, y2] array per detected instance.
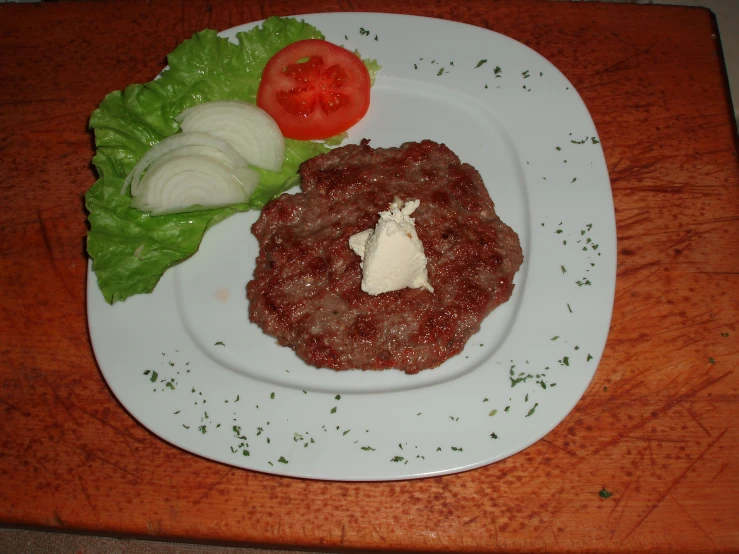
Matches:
[[130, 154, 259, 216], [122, 132, 247, 196], [175, 101, 285, 173]]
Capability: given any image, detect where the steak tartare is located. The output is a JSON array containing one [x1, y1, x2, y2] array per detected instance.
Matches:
[[247, 140, 523, 374]]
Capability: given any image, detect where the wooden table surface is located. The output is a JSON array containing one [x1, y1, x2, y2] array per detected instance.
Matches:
[[1, 0, 737, 552]]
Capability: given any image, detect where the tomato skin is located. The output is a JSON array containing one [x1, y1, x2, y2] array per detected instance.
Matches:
[[257, 39, 371, 140]]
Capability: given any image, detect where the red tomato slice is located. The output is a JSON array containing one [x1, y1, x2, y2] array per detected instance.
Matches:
[[257, 39, 371, 140]]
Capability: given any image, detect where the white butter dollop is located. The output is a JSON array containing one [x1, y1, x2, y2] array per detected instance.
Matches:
[[349, 199, 434, 295]]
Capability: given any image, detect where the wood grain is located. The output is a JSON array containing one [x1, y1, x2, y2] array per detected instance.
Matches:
[[0, 0, 737, 551]]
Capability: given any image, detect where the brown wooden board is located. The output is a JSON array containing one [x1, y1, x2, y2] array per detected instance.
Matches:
[[0, 0, 737, 551]]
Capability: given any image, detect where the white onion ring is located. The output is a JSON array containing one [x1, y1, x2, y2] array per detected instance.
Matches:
[[175, 101, 285, 172], [130, 154, 258, 216], [121, 132, 247, 196]]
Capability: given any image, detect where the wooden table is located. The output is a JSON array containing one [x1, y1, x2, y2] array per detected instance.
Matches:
[[1, 0, 737, 551]]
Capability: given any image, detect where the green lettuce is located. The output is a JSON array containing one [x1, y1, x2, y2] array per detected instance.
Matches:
[[87, 17, 339, 303]]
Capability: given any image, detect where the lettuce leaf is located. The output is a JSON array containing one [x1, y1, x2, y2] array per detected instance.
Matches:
[[86, 17, 332, 304]]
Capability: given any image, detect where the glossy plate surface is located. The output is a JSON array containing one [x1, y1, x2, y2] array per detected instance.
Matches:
[[87, 13, 616, 481]]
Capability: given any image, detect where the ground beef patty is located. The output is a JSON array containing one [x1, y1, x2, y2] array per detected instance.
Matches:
[[247, 140, 523, 374]]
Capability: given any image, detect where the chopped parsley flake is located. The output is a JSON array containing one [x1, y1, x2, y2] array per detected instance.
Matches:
[[270, 392, 275, 399], [451, 446, 463, 452], [214, 341, 225, 346], [709, 357, 715, 364], [551, 336, 560, 341], [335, 394, 341, 400], [437, 68, 445, 76], [525, 403, 539, 417], [330, 407, 337, 414], [599, 488, 613, 498], [278, 456, 288, 464], [587, 354, 593, 361], [361, 446, 375, 451], [494, 66, 502, 75], [510, 373, 534, 387], [476, 59, 488, 68], [489, 409, 498, 417], [391, 456, 404, 462], [490, 432, 498, 439]]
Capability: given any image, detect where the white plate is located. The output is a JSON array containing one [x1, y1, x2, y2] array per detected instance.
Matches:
[[87, 13, 615, 481]]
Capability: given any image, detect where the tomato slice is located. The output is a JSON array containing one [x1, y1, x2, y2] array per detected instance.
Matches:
[[257, 39, 371, 140]]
